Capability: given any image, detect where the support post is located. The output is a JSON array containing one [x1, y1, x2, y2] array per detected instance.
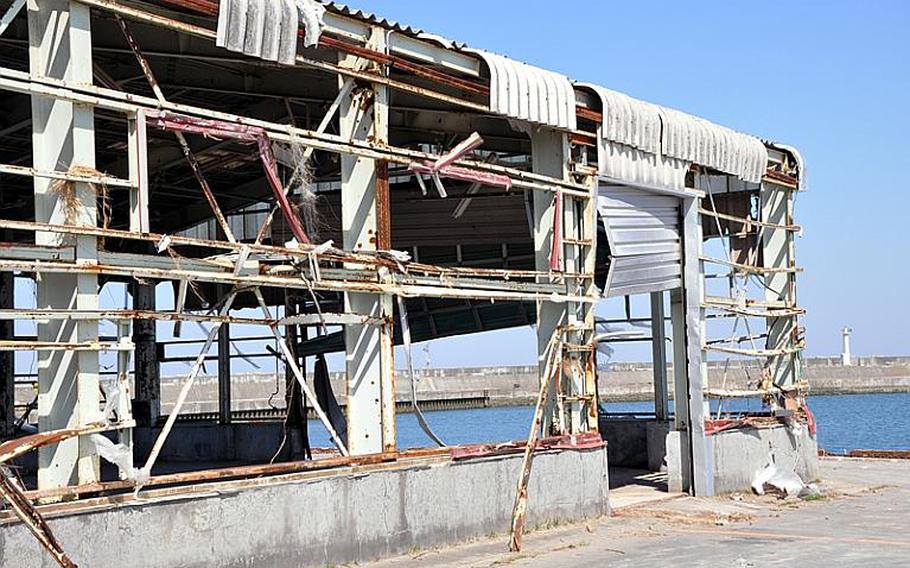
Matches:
[[217, 319, 231, 425], [680, 197, 713, 496], [0, 268, 12, 437], [131, 281, 159, 426], [530, 129, 570, 435], [339, 29, 395, 455], [29, 0, 102, 488], [761, 182, 799, 389], [650, 291, 669, 422]]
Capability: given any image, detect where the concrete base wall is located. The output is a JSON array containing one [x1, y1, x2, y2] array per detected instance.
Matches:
[[711, 423, 820, 494], [0, 448, 608, 568]]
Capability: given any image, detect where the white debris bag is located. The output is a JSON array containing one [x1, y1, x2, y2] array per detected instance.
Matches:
[[751, 463, 806, 497]]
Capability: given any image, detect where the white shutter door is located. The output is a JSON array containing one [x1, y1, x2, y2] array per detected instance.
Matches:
[[598, 184, 683, 297]]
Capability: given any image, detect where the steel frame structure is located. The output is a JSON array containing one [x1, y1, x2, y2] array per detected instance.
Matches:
[[0, 4, 804, 561]]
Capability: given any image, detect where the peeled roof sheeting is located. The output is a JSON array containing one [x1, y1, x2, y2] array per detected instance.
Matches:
[[468, 49, 577, 131]]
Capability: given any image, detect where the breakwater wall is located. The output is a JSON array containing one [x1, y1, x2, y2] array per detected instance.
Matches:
[[155, 356, 910, 415]]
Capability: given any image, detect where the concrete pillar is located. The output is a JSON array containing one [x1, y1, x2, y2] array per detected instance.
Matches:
[[0, 269, 12, 438], [679, 197, 713, 496], [217, 321, 231, 424], [650, 291, 669, 421], [131, 281, 159, 426], [339, 28, 395, 455], [29, 0, 102, 488], [530, 129, 570, 435], [761, 183, 799, 388]]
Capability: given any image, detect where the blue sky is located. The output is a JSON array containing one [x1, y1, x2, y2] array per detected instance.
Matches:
[[331, 0, 909, 365]]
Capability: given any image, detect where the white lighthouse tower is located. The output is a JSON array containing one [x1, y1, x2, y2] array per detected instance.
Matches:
[[841, 327, 853, 366]]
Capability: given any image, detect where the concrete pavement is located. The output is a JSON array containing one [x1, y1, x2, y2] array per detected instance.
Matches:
[[365, 458, 910, 567]]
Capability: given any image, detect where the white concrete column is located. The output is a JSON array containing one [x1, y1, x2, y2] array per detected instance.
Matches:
[[339, 29, 395, 455], [530, 129, 570, 435], [29, 0, 102, 488], [680, 197, 713, 496]]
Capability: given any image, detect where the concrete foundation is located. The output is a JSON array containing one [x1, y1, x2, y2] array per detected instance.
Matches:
[[711, 423, 819, 494], [0, 447, 608, 568], [665, 422, 819, 494]]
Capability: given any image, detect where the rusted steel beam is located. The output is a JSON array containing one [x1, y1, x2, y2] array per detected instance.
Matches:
[[699, 207, 801, 232], [509, 333, 563, 552], [763, 169, 799, 188], [375, 161, 391, 250], [845, 449, 910, 460], [148, 111, 310, 244], [575, 106, 602, 123], [0, 163, 133, 188], [0, 340, 132, 351], [0, 218, 556, 281], [0, 471, 76, 568], [0, 421, 134, 465], [17, 435, 604, 506]]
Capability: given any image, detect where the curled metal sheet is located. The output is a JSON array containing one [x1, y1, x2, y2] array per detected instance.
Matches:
[[467, 49, 577, 131], [766, 140, 807, 190]]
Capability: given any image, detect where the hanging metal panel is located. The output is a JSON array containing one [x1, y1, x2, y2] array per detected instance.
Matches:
[[216, 0, 300, 65], [598, 183, 683, 297]]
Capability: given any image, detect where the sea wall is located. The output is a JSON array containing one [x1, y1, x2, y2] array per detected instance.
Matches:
[[139, 356, 910, 414]]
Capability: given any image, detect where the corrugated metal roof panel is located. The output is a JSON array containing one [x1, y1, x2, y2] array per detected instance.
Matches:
[[322, 2, 424, 38], [580, 84, 662, 154], [659, 107, 767, 184], [581, 84, 768, 184], [599, 141, 689, 191], [467, 49, 576, 130]]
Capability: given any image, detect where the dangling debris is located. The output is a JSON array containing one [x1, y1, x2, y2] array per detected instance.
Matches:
[[313, 353, 348, 449], [215, 0, 325, 65]]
